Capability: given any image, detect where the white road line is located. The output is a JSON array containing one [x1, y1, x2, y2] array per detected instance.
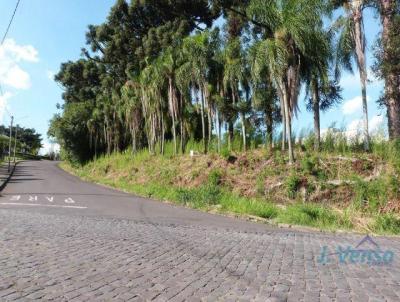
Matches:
[[0, 203, 87, 209]]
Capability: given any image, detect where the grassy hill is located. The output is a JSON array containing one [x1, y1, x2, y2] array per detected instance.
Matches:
[[61, 138, 400, 235]]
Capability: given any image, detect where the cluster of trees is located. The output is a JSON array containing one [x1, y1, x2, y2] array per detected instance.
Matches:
[[49, 0, 400, 164], [0, 125, 42, 156]]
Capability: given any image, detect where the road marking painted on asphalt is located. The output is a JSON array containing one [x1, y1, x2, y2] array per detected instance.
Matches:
[[0, 203, 87, 209], [64, 197, 75, 204], [8, 195, 80, 205]]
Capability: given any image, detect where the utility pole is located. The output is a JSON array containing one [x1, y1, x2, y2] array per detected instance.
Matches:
[[13, 124, 18, 163], [8, 116, 13, 172]]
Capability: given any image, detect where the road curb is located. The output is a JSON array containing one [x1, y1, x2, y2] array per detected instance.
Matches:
[[0, 161, 20, 192]]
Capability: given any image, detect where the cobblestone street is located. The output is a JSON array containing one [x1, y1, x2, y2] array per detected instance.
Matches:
[[0, 161, 399, 301]]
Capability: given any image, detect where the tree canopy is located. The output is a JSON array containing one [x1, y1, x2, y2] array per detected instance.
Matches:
[[49, 0, 400, 164]]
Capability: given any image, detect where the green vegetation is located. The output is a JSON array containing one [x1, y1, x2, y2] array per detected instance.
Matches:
[[62, 135, 400, 235], [0, 125, 42, 161], [48, 0, 400, 165], [49, 0, 400, 235]]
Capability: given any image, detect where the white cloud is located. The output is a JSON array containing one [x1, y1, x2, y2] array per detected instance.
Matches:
[[0, 92, 12, 123], [342, 95, 370, 115], [345, 115, 386, 139], [0, 39, 39, 90], [347, 119, 363, 135], [2, 65, 31, 89], [1, 39, 38, 63], [340, 69, 384, 90], [39, 141, 60, 156], [369, 115, 384, 132], [340, 73, 360, 90]]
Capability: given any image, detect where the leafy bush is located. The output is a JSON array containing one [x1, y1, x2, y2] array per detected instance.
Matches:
[[300, 154, 319, 175], [208, 169, 223, 187], [353, 178, 388, 212], [286, 173, 301, 199], [256, 175, 265, 197]]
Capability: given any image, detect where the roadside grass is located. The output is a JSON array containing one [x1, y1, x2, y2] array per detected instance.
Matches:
[[60, 137, 400, 236], [61, 161, 367, 234]]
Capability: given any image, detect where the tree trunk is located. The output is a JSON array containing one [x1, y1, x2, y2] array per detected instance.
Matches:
[[228, 121, 234, 151], [200, 87, 207, 154], [240, 112, 246, 151], [168, 78, 177, 155], [280, 82, 294, 164], [179, 93, 185, 154], [280, 98, 286, 151], [353, 6, 370, 150], [312, 79, 321, 151], [380, 0, 400, 139], [180, 121, 185, 154], [216, 108, 221, 153], [265, 109, 273, 151]]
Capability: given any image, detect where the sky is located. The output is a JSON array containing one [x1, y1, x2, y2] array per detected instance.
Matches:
[[0, 1, 386, 154]]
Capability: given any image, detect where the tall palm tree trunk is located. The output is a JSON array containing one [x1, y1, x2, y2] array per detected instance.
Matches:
[[207, 108, 212, 150], [168, 78, 177, 155], [228, 122, 234, 151], [240, 112, 246, 151], [280, 99, 287, 151], [216, 108, 222, 153], [281, 84, 294, 164], [380, 0, 400, 139], [265, 109, 273, 151], [161, 114, 165, 155], [312, 80, 321, 151], [180, 94, 185, 154], [200, 88, 207, 154], [353, 8, 370, 150]]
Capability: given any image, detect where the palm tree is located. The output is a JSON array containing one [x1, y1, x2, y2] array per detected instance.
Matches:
[[249, 41, 280, 151], [248, 0, 327, 163], [333, 0, 370, 150], [139, 57, 166, 154], [121, 79, 143, 153], [160, 48, 180, 155], [302, 29, 343, 150], [179, 31, 215, 154], [376, 0, 400, 139], [223, 38, 248, 150]]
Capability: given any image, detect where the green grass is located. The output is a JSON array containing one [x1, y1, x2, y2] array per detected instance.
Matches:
[[277, 203, 353, 230], [60, 138, 400, 236], [63, 161, 358, 232], [373, 214, 400, 235]]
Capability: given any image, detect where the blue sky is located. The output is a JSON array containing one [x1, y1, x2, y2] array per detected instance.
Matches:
[[0, 1, 386, 153]]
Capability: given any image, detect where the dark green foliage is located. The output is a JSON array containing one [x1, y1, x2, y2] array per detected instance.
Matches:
[[353, 178, 388, 212], [208, 169, 223, 186], [300, 155, 318, 175], [286, 173, 302, 199], [48, 0, 397, 170], [0, 125, 42, 156]]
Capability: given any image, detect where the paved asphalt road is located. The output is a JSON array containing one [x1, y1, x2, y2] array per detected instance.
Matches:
[[0, 160, 399, 301]]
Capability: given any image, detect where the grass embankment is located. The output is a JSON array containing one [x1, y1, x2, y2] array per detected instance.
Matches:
[[61, 142, 400, 235]]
